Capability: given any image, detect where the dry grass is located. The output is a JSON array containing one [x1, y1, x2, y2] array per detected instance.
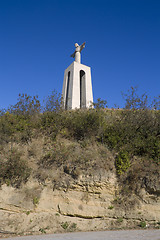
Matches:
[[0, 127, 159, 206]]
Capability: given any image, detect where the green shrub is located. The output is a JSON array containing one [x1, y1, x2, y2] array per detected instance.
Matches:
[[61, 109, 104, 140], [61, 221, 69, 230], [40, 111, 62, 139], [9, 93, 41, 116], [0, 149, 31, 187], [43, 90, 63, 113], [0, 112, 37, 144], [139, 221, 146, 228], [115, 151, 130, 175], [101, 108, 160, 164]]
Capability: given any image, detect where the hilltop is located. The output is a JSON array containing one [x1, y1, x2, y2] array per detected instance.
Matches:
[[0, 90, 160, 237]]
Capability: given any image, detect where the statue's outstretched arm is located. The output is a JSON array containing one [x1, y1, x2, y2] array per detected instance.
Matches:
[[80, 42, 85, 52], [70, 52, 75, 58]]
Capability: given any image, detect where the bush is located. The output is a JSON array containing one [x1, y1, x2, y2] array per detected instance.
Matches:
[[0, 109, 41, 145], [43, 90, 63, 113], [40, 111, 62, 140], [61, 109, 105, 140], [115, 151, 130, 175], [0, 149, 31, 187], [102, 109, 160, 163], [9, 94, 41, 116], [92, 98, 107, 109]]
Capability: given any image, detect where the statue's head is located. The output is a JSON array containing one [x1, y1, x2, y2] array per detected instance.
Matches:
[[75, 43, 79, 47]]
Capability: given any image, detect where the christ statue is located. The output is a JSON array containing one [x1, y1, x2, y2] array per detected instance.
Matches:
[[71, 42, 85, 64]]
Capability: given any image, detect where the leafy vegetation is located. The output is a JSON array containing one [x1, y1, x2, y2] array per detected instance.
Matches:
[[61, 221, 69, 230], [115, 151, 130, 175], [108, 205, 114, 210], [139, 221, 147, 228], [33, 196, 39, 206], [0, 148, 31, 187], [0, 87, 159, 188]]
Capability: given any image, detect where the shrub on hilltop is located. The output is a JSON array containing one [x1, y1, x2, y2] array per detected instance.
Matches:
[[0, 87, 159, 189]]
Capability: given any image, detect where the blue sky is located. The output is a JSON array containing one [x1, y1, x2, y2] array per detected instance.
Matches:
[[0, 0, 160, 109]]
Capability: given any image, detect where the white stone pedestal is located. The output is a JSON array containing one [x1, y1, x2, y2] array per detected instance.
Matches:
[[62, 61, 93, 110]]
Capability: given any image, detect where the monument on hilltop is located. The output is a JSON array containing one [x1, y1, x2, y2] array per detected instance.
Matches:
[[62, 42, 93, 109]]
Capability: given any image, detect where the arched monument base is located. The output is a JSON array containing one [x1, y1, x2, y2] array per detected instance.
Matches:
[[62, 61, 93, 110]]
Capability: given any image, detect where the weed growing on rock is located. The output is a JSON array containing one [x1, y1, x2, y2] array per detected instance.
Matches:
[[70, 223, 77, 231], [117, 217, 123, 223], [61, 222, 69, 230], [108, 205, 114, 210], [139, 221, 146, 228], [33, 197, 39, 206], [26, 211, 30, 215], [39, 228, 46, 234]]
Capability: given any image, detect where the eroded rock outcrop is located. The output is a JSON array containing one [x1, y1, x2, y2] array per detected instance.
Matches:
[[0, 169, 159, 238]]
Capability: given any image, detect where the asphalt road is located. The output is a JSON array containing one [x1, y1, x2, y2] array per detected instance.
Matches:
[[1, 230, 160, 240]]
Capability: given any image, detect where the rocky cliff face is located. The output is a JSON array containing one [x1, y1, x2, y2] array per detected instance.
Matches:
[[0, 168, 159, 238]]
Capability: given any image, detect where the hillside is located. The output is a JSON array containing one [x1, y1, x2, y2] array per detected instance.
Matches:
[[0, 94, 160, 237]]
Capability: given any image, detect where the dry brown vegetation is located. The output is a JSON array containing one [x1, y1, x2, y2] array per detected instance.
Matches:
[[0, 88, 159, 198]]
